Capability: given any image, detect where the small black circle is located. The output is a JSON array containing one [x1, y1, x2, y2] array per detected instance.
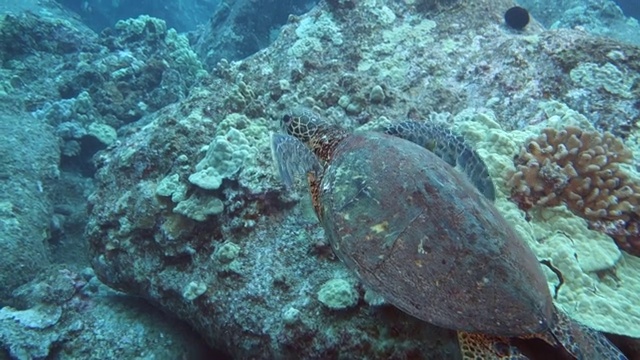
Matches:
[[505, 6, 530, 30]]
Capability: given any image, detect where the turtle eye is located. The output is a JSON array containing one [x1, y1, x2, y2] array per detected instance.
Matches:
[[282, 114, 297, 135]]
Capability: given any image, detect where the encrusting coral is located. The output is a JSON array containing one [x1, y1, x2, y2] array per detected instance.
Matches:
[[508, 126, 640, 256]]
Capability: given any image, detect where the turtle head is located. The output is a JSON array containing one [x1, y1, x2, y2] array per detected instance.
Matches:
[[281, 108, 324, 143]]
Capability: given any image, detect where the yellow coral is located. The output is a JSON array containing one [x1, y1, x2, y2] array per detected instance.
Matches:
[[508, 126, 640, 256]]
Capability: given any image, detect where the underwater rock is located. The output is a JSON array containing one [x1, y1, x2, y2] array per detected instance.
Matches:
[[0, 110, 58, 303], [518, 0, 640, 45], [192, 0, 318, 70], [86, 0, 640, 357], [0, 266, 213, 359]]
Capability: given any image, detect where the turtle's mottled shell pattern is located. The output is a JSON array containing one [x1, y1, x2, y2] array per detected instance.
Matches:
[[319, 131, 553, 336]]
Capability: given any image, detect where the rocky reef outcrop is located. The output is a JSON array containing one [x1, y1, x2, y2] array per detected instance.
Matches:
[[85, 0, 640, 358]]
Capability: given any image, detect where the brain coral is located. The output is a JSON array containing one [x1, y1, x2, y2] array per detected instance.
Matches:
[[508, 126, 640, 256]]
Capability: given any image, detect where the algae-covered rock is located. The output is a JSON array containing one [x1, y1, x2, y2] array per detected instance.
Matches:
[[85, 0, 640, 357], [0, 110, 58, 303], [174, 193, 224, 222], [0, 266, 213, 359], [192, 0, 317, 69]]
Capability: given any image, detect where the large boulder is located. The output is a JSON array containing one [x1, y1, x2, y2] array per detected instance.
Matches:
[[0, 106, 59, 304], [192, 0, 318, 69], [87, 0, 640, 357]]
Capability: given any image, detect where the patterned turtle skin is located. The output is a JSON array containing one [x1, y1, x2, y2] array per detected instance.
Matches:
[[270, 108, 627, 359]]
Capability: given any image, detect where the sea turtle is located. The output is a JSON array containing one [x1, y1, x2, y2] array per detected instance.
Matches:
[[270, 107, 627, 359]]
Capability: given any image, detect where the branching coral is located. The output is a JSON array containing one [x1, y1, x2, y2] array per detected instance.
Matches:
[[508, 126, 640, 256]]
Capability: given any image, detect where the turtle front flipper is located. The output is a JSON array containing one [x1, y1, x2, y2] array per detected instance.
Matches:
[[547, 308, 628, 360], [270, 132, 322, 190], [383, 121, 496, 201], [457, 332, 527, 360]]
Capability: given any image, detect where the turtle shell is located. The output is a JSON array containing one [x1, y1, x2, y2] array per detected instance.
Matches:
[[318, 131, 553, 336]]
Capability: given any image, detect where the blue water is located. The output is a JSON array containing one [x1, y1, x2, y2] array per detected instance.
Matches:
[[615, 0, 640, 19]]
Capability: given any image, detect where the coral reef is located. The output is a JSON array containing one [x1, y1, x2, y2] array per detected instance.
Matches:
[[3, 0, 640, 357], [0, 4, 225, 357], [509, 126, 640, 255], [455, 109, 640, 338], [83, 0, 640, 356]]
